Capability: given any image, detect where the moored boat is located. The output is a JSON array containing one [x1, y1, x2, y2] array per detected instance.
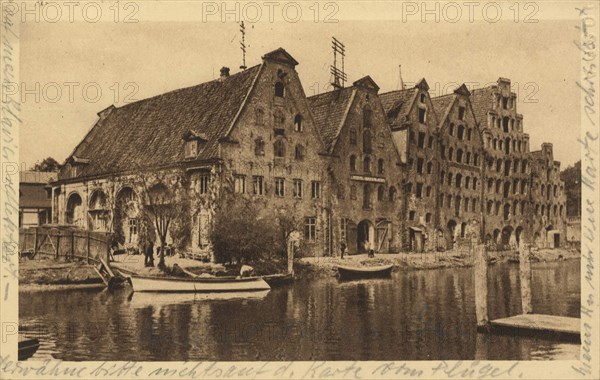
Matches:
[[337, 264, 393, 280], [18, 337, 40, 361], [263, 273, 294, 286], [129, 274, 271, 293]]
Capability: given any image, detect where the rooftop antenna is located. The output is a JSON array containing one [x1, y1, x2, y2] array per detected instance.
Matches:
[[397, 64, 405, 90], [239, 21, 247, 70], [330, 37, 347, 89]]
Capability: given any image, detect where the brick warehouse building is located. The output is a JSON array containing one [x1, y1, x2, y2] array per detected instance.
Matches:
[[51, 48, 567, 257]]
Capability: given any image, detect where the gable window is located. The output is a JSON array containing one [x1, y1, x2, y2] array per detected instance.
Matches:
[[363, 184, 372, 210], [252, 176, 264, 195], [234, 175, 246, 194], [275, 177, 285, 197], [418, 107, 426, 123], [363, 129, 372, 153], [458, 106, 465, 120], [255, 138, 265, 156], [311, 181, 321, 199], [417, 132, 426, 148], [363, 156, 372, 173], [420, 93, 426, 103], [294, 114, 303, 132], [456, 149, 463, 163], [294, 144, 305, 160], [378, 159, 384, 175], [185, 140, 198, 159], [457, 125, 464, 140], [275, 82, 285, 97], [293, 179, 303, 198], [255, 108, 264, 125], [350, 155, 357, 172], [363, 106, 373, 129], [349, 129, 357, 144], [274, 139, 285, 157]]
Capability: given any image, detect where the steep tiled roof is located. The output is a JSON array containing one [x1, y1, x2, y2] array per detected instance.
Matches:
[[379, 88, 418, 120], [430, 94, 455, 125], [60, 65, 261, 180], [307, 87, 355, 152], [470, 86, 496, 128]]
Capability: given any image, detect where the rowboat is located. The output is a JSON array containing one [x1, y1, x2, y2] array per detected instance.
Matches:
[[129, 290, 270, 308], [263, 273, 294, 286], [129, 274, 271, 293], [18, 337, 40, 361], [337, 264, 394, 280]]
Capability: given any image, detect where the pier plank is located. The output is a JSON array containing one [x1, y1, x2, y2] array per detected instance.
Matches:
[[490, 314, 580, 336]]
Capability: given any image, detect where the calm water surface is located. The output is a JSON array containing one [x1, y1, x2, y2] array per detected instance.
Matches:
[[20, 260, 581, 361]]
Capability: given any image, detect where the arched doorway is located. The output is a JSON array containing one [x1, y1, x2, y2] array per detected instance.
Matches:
[[357, 220, 374, 252], [66, 193, 83, 227], [88, 189, 110, 231]]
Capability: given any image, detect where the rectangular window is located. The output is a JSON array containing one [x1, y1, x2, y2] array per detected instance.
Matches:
[[458, 106, 465, 120], [252, 176, 264, 195], [416, 183, 423, 198], [418, 108, 426, 123], [311, 181, 321, 199], [198, 175, 210, 194], [304, 217, 317, 241], [275, 177, 285, 197], [234, 175, 246, 194], [293, 179, 303, 198], [417, 132, 425, 148]]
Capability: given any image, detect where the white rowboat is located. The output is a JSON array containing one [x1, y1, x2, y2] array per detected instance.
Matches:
[[130, 275, 271, 293]]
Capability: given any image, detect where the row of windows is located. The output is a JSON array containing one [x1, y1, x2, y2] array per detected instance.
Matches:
[[486, 200, 527, 220], [255, 139, 306, 160], [534, 203, 565, 218], [486, 134, 527, 154], [439, 194, 479, 215], [410, 131, 435, 149], [255, 108, 304, 132], [488, 157, 527, 176], [491, 115, 519, 133], [408, 210, 432, 223], [349, 155, 385, 174], [406, 182, 432, 198], [538, 183, 563, 198], [349, 128, 386, 153], [234, 175, 321, 199], [448, 123, 472, 140], [438, 171, 479, 190], [344, 184, 398, 208], [440, 146, 480, 166], [486, 178, 528, 197]]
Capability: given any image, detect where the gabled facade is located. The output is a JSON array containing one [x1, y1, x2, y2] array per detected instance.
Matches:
[[431, 84, 484, 250], [309, 76, 405, 255], [380, 79, 440, 252]]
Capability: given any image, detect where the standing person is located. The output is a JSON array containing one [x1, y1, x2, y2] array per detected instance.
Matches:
[[146, 239, 155, 267], [340, 240, 347, 259], [368, 239, 375, 258], [142, 239, 149, 267]]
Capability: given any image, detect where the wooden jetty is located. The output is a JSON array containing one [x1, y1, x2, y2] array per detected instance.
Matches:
[[474, 244, 581, 343]]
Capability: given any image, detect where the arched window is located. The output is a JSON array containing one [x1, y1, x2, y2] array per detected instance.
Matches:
[[254, 138, 265, 156], [456, 149, 463, 163], [487, 200, 493, 214], [426, 162, 433, 174], [447, 173, 453, 186], [377, 185, 385, 201], [493, 139, 497, 149], [363, 184, 372, 209], [521, 160, 527, 173], [502, 117, 509, 132], [275, 81, 285, 97], [425, 213, 432, 223], [274, 111, 285, 128], [294, 114, 303, 132], [274, 139, 285, 157], [448, 148, 454, 161], [496, 179, 502, 193], [472, 198, 477, 212], [465, 176, 471, 189], [457, 125, 465, 140], [467, 129, 472, 140], [363, 129, 372, 153], [455, 173, 462, 188], [440, 170, 446, 184], [465, 152, 471, 165], [406, 182, 413, 194], [389, 186, 397, 201], [496, 159, 502, 172], [363, 156, 372, 173], [449, 123, 455, 136], [350, 155, 357, 172], [474, 154, 479, 166], [521, 181, 526, 194], [487, 178, 493, 191], [426, 186, 432, 197], [255, 108, 264, 125], [378, 159, 385, 174], [473, 177, 478, 190], [294, 144, 305, 160], [349, 129, 357, 144]]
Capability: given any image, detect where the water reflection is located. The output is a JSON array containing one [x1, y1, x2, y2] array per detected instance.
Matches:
[[19, 260, 580, 361]]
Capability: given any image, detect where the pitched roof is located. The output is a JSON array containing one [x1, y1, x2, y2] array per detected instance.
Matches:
[[379, 88, 418, 120], [20, 171, 57, 184], [470, 86, 496, 128], [430, 94, 456, 125], [60, 64, 262, 180], [307, 87, 355, 152], [20, 183, 51, 209]]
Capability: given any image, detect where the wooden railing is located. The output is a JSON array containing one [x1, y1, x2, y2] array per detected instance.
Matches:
[[19, 225, 111, 264]]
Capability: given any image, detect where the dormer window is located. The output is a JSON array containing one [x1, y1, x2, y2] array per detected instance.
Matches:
[[294, 114, 303, 132], [275, 82, 285, 97], [185, 140, 198, 158], [458, 106, 465, 120]]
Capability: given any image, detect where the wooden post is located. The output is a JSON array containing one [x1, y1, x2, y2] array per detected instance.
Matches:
[[474, 244, 488, 329], [519, 243, 532, 314], [33, 228, 39, 255], [86, 231, 91, 264], [55, 233, 61, 260]]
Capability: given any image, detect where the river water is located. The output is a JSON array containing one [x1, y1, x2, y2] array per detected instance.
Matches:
[[19, 259, 580, 361]]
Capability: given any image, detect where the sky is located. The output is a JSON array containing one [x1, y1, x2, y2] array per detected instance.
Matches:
[[18, 1, 582, 170]]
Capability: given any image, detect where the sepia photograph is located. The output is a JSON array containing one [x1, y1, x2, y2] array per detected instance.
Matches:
[[1, 0, 599, 378]]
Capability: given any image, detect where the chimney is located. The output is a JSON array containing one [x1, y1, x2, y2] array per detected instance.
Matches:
[[220, 67, 230, 80]]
